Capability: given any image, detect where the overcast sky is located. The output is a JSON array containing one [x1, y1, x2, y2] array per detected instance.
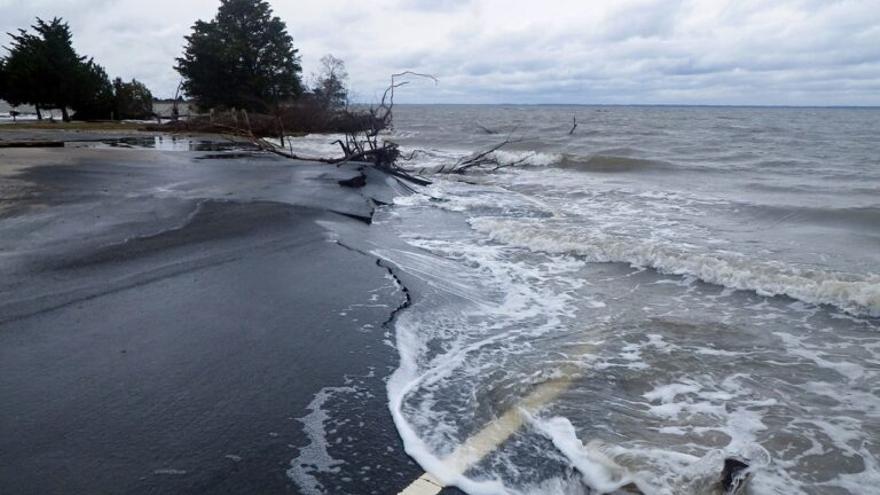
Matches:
[[1, 0, 878, 105]]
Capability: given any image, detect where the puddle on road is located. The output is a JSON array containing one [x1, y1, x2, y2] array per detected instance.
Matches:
[[65, 136, 261, 152]]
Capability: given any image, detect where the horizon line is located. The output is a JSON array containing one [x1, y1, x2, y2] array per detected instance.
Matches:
[[348, 102, 880, 109]]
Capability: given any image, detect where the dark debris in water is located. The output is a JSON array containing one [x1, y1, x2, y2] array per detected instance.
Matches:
[[608, 457, 751, 495], [721, 457, 752, 494]]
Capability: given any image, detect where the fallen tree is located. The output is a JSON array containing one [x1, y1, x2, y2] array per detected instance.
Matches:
[[227, 71, 438, 187], [150, 72, 552, 183], [435, 114, 584, 175], [437, 133, 527, 174]]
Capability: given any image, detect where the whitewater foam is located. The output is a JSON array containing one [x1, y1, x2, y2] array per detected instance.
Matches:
[[378, 105, 880, 495], [469, 217, 880, 316], [287, 386, 354, 495]]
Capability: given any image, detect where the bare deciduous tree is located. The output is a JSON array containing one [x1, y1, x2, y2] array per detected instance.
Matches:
[[312, 54, 349, 110]]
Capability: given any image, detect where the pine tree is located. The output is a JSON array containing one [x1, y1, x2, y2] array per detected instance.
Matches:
[[1, 18, 114, 121], [175, 0, 303, 112], [2, 22, 51, 116], [70, 60, 114, 120], [113, 78, 154, 120], [0, 59, 8, 106]]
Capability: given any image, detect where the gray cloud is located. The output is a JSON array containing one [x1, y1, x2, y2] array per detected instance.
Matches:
[[398, 0, 470, 12], [1, 0, 877, 105]]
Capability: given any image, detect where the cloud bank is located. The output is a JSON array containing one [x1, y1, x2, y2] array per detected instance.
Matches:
[[1, 0, 878, 105]]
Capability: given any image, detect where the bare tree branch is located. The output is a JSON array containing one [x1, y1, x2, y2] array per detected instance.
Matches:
[[209, 72, 438, 188], [475, 123, 497, 135], [441, 134, 526, 174]]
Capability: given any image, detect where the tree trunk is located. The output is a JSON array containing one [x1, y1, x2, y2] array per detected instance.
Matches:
[[35, 105, 43, 121], [61, 107, 70, 122]]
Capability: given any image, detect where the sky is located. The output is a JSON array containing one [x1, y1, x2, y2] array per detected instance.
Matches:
[[1, 0, 879, 105]]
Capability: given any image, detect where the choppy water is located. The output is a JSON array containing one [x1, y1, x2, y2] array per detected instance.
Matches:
[[290, 106, 880, 494]]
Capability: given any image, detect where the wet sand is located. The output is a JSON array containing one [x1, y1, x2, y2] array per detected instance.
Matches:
[[0, 139, 432, 494]]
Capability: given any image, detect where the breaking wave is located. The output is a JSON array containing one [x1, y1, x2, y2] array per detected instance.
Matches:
[[470, 217, 880, 316], [381, 105, 880, 495]]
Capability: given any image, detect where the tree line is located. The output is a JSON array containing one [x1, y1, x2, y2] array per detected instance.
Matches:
[[0, 0, 350, 123], [0, 18, 153, 121], [175, 0, 349, 113]]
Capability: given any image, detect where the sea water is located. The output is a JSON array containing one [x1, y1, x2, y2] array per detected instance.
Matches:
[[295, 105, 880, 494]]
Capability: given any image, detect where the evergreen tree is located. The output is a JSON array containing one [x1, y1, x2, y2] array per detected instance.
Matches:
[[0, 59, 7, 104], [1, 18, 114, 121], [70, 60, 114, 120], [36, 17, 83, 120], [175, 0, 303, 112], [112, 78, 154, 120], [2, 22, 49, 115]]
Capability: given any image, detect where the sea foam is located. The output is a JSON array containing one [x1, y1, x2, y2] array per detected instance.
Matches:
[[470, 217, 880, 317]]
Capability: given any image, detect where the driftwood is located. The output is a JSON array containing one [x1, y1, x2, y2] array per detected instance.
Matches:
[[616, 456, 753, 495], [439, 130, 526, 174], [235, 131, 432, 187], [440, 113, 583, 175], [475, 122, 498, 135], [232, 71, 437, 187]]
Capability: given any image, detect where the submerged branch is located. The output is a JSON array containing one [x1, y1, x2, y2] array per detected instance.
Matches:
[[440, 129, 525, 174], [475, 123, 498, 135]]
